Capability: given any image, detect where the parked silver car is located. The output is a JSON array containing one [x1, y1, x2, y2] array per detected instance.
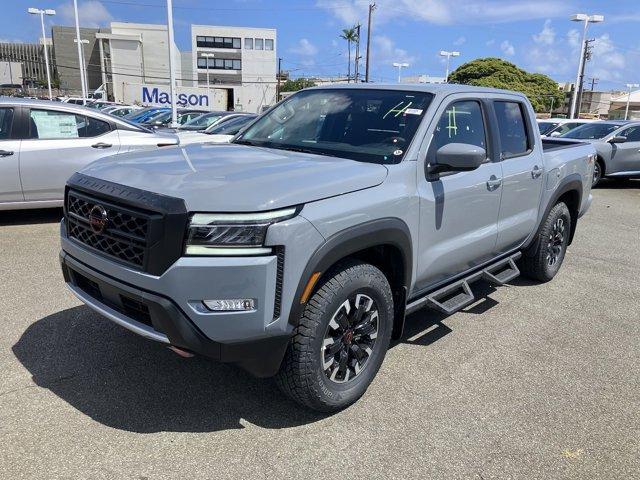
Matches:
[[559, 120, 640, 185], [0, 98, 178, 210]]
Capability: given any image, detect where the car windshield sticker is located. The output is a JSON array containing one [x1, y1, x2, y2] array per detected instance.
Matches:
[[405, 108, 423, 115]]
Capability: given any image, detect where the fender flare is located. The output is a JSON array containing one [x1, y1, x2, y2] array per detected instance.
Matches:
[[525, 173, 583, 254], [288, 217, 413, 329]]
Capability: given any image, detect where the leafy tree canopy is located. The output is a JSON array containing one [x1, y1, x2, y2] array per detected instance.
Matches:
[[280, 78, 317, 92], [448, 57, 564, 112]]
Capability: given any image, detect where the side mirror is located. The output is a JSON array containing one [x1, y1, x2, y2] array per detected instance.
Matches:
[[428, 143, 486, 176], [608, 136, 627, 144]]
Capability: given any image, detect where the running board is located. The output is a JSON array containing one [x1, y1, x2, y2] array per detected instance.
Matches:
[[406, 252, 522, 316]]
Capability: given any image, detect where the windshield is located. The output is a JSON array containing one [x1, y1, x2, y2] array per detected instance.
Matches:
[[235, 88, 433, 164], [181, 112, 225, 129], [538, 122, 559, 135], [560, 122, 620, 139], [207, 115, 256, 135]]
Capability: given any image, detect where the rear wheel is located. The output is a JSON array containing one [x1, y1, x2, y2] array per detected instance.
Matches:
[[275, 260, 393, 412], [592, 159, 604, 187], [520, 202, 571, 282]]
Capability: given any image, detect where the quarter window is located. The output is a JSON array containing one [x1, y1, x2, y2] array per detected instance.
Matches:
[[0, 108, 14, 140], [431, 100, 487, 153], [494, 101, 530, 158]]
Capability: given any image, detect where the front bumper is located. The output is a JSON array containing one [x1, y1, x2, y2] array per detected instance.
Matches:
[[60, 220, 294, 377]]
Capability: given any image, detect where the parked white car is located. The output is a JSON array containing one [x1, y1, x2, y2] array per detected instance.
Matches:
[[0, 98, 178, 210], [177, 113, 257, 145], [537, 118, 597, 137]]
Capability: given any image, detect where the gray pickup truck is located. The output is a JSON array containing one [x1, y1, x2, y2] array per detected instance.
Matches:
[[59, 84, 595, 412]]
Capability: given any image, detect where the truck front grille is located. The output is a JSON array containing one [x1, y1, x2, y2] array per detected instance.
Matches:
[[66, 191, 154, 269]]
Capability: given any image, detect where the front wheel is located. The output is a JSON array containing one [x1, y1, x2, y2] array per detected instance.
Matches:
[[520, 202, 571, 282], [275, 260, 393, 412], [592, 159, 604, 187]]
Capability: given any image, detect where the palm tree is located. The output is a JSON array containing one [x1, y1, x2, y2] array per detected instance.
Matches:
[[340, 27, 359, 82]]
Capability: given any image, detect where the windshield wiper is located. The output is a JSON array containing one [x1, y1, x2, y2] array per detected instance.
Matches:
[[270, 145, 332, 156]]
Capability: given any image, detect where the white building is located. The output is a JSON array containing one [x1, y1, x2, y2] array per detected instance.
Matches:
[[190, 25, 277, 112], [95, 22, 276, 113], [402, 75, 446, 84]]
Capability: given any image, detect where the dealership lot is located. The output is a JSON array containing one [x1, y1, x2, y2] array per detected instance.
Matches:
[[0, 181, 638, 479]]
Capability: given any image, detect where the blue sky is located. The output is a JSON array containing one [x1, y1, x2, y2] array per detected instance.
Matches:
[[4, 0, 640, 90]]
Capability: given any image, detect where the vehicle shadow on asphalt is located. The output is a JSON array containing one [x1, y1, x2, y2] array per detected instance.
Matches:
[[13, 282, 504, 433], [596, 178, 640, 189], [0, 208, 63, 226]]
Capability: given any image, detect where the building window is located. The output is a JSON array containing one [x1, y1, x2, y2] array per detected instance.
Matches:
[[255, 38, 264, 50], [244, 38, 253, 49], [197, 55, 241, 70], [196, 35, 242, 49], [265, 39, 274, 51]]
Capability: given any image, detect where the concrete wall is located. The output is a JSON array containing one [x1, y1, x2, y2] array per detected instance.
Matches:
[[51, 26, 102, 93], [0, 62, 23, 85]]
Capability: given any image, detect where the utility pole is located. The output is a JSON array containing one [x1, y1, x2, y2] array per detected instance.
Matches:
[[575, 38, 594, 118], [365, 3, 375, 83], [569, 13, 604, 118], [276, 57, 282, 102], [354, 24, 361, 82], [549, 96, 555, 117], [165, 0, 178, 127]]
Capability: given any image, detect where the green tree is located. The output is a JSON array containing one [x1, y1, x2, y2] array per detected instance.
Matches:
[[280, 78, 317, 93], [448, 57, 564, 113], [340, 27, 359, 82]]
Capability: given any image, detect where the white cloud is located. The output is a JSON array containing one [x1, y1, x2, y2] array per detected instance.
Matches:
[[500, 40, 515, 56], [372, 35, 415, 66], [317, 0, 572, 26], [290, 38, 319, 56], [533, 19, 555, 45], [58, 0, 113, 28], [453, 36, 466, 46], [486, 39, 496, 46]]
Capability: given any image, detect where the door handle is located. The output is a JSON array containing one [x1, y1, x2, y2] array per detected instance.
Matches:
[[486, 175, 502, 191], [0, 150, 14, 157], [91, 142, 112, 149], [531, 165, 543, 179]]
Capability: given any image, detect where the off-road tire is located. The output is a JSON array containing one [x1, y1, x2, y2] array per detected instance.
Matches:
[[520, 202, 571, 282], [275, 260, 393, 412]]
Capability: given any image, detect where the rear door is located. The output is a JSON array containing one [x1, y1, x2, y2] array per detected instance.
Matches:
[[493, 99, 544, 252], [0, 106, 22, 203], [19, 108, 121, 201], [415, 96, 503, 289], [610, 125, 640, 173]]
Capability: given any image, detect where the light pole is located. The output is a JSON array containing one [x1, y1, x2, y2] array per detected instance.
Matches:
[[392, 62, 409, 83], [72, 0, 88, 99], [569, 13, 604, 119], [74, 38, 90, 95], [624, 83, 639, 120], [440, 50, 460, 83], [202, 53, 215, 98], [28, 7, 55, 100], [165, 0, 178, 127]]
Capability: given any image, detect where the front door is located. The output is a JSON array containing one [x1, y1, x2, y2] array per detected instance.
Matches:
[[0, 106, 23, 203], [416, 98, 503, 291], [493, 100, 544, 251], [610, 125, 640, 173], [19, 108, 120, 201]]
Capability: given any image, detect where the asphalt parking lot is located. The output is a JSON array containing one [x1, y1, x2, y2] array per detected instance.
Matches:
[[1, 180, 638, 479]]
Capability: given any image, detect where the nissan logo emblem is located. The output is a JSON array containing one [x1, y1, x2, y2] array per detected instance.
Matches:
[[89, 205, 108, 234]]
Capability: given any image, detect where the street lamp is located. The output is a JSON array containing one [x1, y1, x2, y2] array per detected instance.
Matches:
[[569, 13, 604, 119], [392, 62, 409, 83], [202, 53, 215, 95], [27, 7, 55, 100], [440, 50, 460, 83], [71, 0, 88, 99], [165, 0, 178, 127], [624, 83, 639, 120], [74, 38, 90, 96]]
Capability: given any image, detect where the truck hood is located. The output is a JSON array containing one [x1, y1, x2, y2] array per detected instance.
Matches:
[[79, 143, 388, 211]]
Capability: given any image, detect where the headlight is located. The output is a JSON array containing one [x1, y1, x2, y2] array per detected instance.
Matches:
[[185, 207, 298, 256]]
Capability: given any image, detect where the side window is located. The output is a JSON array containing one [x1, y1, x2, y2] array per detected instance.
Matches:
[[431, 100, 487, 153], [29, 110, 110, 139], [494, 101, 530, 158], [555, 122, 579, 135], [621, 126, 640, 142], [0, 108, 14, 140]]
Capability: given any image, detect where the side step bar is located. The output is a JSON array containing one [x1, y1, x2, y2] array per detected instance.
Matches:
[[406, 252, 521, 316]]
